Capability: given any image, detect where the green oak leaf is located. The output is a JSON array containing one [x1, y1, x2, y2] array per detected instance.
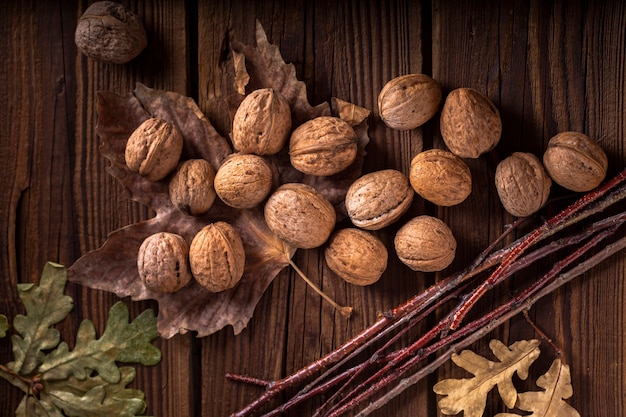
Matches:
[[1, 262, 161, 416], [0, 314, 8, 337], [16, 395, 64, 417], [9, 262, 73, 375], [40, 302, 161, 383], [44, 367, 151, 417]]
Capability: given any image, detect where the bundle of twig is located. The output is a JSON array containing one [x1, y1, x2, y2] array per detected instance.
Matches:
[[228, 168, 626, 417]]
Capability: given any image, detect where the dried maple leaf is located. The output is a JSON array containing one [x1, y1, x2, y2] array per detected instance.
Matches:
[[68, 22, 370, 338], [495, 358, 581, 417], [433, 339, 541, 417]]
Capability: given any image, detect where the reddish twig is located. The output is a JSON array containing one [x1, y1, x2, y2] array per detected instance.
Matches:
[[229, 168, 626, 417]]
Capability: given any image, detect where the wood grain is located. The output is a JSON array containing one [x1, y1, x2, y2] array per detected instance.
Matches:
[[0, 1, 624, 416]]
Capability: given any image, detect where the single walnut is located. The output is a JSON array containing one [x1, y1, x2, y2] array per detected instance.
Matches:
[[169, 159, 216, 216], [231, 88, 292, 155], [264, 183, 336, 249], [495, 152, 552, 217], [324, 228, 388, 286], [214, 154, 274, 209], [543, 131, 608, 192], [137, 232, 192, 293], [440, 88, 502, 158], [289, 116, 358, 176], [189, 222, 246, 292], [125, 118, 184, 181], [394, 215, 457, 272], [345, 169, 414, 230], [378, 74, 442, 130], [75, 1, 147, 64], [409, 149, 472, 206]]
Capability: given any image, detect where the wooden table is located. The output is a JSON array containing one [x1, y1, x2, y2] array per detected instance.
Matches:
[[1, 1, 625, 416]]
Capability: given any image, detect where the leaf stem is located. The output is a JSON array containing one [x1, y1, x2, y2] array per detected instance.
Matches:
[[288, 258, 353, 319]]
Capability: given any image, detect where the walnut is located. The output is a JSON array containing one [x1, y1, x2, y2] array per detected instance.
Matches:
[[189, 222, 246, 292], [378, 74, 442, 130], [137, 232, 192, 293], [542, 131, 608, 192], [231, 88, 292, 155], [289, 116, 358, 176], [214, 154, 274, 209], [125, 117, 184, 181], [409, 149, 472, 206], [495, 152, 552, 217], [440, 87, 502, 158], [169, 159, 217, 216], [345, 169, 414, 230], [264, 183, 336, 249], [324, 228, 388, 286], [75, 1, 147, 64], [394, 215, 457, 272]]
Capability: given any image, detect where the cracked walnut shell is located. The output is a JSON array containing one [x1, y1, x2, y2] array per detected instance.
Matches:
[[495, 152, 552, 217], [440, 88, 502, 158], [394, 215, 457, 272], [409, 149, 472, 206], [289, 116, 358, 176], [324, 228, 388, 286], [125, 117, 184, 181], [137, 232, 192, 293], [378, 74, 442, 130], [75, 1, 147, 64], [543, 131, 608, 192], [189, 222, 246, 293], [214, 154, 274, 209], [232, 88, 292, 155], [264, 183, 336, 249], [345, 169, 414, 230]]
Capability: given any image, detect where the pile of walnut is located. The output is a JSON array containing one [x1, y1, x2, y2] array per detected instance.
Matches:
[[128, 74, 609, 296]]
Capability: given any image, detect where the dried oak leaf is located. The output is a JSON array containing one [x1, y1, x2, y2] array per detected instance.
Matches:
[[68, 22, 370, 338], [433, 339, 541, 417], [495, 358, 581, 417]]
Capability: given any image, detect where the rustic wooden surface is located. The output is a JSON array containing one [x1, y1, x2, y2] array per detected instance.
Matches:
[[1, 0, 625, 416]]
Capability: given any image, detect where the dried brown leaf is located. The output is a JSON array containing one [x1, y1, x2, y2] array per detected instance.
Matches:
[[68, 22, 369, 338]]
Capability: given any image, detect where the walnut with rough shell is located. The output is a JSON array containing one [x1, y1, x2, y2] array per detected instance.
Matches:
[[264, 183, 336, 249], [189, 222, 246, 292], [394, 215, 457, 272], [75, 1, 147, 64], [324, 228, 388, 286], [137, 232, 192, 293], [440, 87, 502, 158], [495, 152, 552, 217], [169, 159, 216, 216], [125, 117, 184, 181], [543, 131, 608, 192], [378, 74, 442, 130], [214, 154, 274, 209], [289, 116, 358, 176], [232, 88, 292, 155], [345, 169, 414, 230], [410, 149, 472, 206]]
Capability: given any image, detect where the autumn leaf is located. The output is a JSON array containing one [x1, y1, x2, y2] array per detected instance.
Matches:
[[9, 262, 74, 376], [433, 339, 541, 417], [1, 262, 160, 417], [495, 359, 581, 417], [67, 22, 370, 338]]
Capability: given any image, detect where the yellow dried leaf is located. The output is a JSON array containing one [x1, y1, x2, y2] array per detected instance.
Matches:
[[433, 339, 540, 417], [495, 358, 580, 417]]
